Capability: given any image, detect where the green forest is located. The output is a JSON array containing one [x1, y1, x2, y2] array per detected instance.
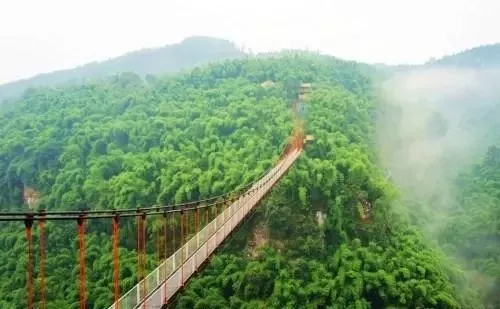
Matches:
[[0, 45, 499, 309]]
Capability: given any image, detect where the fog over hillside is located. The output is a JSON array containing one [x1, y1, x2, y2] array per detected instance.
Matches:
[[377, 66, 500, 223], [376, 66, 500, 305]]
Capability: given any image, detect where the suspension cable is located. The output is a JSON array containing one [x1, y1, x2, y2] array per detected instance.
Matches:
[[77, 215, 86, 309], [136, 212, 146, 300], [112, 215, 120, 307], [195, 208, 200, 235], [0, 193, 257, 222], [24, 215, 34, 309], [180, 209, 185, 287], [163, 211, 168, 303], [205, 207, 209, 257], [39, 216, 46, 309], [0, 145, 290, 221], [172, 213, 176, 260]]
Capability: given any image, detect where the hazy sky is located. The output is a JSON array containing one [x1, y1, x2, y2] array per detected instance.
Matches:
[[0, 0, 499, 84]]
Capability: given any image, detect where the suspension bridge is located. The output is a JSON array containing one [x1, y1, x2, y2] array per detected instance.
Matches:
[[0, 84, 311, 309]]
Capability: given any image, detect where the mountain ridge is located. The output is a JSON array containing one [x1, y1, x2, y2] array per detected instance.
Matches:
[[0, 36, 245, 103], [1, 37, 498, 104], [427, 43, 500, 68]]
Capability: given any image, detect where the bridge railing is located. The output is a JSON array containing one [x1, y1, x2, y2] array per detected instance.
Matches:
[[108, 149, 301, 309]]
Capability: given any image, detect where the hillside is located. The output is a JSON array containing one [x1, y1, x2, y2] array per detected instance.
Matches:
[[377, 46, 500, 308], [427, 43, 500, 68], [2, 41, 500, 309], [0, 53, 472, 309], [172, 61, 467, 308], [0, 36, 245, 103]]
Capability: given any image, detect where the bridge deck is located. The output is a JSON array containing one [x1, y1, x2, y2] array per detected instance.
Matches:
[[108, 148, 302, 309]]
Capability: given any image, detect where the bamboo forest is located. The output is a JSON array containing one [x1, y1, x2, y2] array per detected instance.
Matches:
[[0, 38, 499, 309]]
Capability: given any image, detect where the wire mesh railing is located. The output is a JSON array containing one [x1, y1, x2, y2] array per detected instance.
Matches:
[[108, 148, 301, 309]]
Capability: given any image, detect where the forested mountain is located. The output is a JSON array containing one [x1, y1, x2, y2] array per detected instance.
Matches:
[[0, 42, 499, 309], [173, 64, 469, 308], [377, 46, 500, 308], [0, 36, 244, 103], [427, 43, 500, 68], [443, 145, 500, 305], [0, 52, 465, 309]]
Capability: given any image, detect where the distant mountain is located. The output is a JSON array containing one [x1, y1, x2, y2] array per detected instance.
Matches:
[[427, 43, 500, 68], [0, 36, 245, 102]]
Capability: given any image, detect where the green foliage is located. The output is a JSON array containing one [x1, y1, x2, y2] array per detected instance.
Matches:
[[439, 145, 500, 306], [0, 50, 480, 308], [171, 56, 467, 308], [0, 70, 294, 212], [0, 55, 307, 307]]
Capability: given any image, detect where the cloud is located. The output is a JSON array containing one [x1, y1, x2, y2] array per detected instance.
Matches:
[[376, 66, 500, 231]]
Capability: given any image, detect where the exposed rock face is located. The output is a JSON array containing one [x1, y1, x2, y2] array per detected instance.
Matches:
[[248, 223, 269, 258], [23, 186, 40, 209]]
